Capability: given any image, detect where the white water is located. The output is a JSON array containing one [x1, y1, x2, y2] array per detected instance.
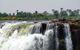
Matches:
[[0, 22, 55, 50], [31, 23, 41, 33], [0, 21, 73, 50], [64, 23, 73, 50], [54, 24, 59, 50]]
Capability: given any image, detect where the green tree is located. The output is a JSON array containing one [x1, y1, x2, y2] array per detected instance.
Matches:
[[53, 10, 59, 18], [66, 9, 74, 16], [23, 12, 32, 17], [62, 11, 68, 17], [52, 9, 55, 15], [8, 13, 12, 16], [0, 12, 2, 17], [2, 13, 8, 17], [33, 11, 38, 17], [60, 8, 63, 17], [76, 9, 80, 16], [43, 11, 48, 16], [12, 13, 15, 16]]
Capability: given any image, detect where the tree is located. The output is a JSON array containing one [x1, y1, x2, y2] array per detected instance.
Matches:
[[60, 8, 63, 17], [43, 11, 48, 15], [0, 12, 2, 17], [33, 11, 38, 17], [8, 13, 12, 16], [16, 10, 19, 14], [62, 11, 68, 17], [53, 10, 59, 18], [16, 10, 19, 17], [70, 11, 75, 16], [35, 11, 38, 15], [76, 9, 80, 16], [52, 9, 55, 15], [12, 13, 15, 16], [23, 12, 32, 17], [66, 9, 73, 16], [2, 13, 8, 17]]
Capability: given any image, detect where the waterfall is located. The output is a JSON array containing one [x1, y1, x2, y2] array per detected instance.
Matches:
[[0, 21, 73, 50], [31, 23, 41, 34], [64, 23, 73, 50], [43, 29, 54, 50], [54, 24, 59, 50]]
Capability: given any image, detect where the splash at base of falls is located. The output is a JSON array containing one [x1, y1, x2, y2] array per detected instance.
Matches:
[[0, 21, 73, 50]]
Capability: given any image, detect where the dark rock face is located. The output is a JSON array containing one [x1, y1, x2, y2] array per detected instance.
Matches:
[[49, 19, 80, 50], [57, 24, 66, 50], [70, 24, 80, 50], [40, 23, 47, 34]]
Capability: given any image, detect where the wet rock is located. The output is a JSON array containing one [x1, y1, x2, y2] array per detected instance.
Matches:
[[70, 24, 80, 50]]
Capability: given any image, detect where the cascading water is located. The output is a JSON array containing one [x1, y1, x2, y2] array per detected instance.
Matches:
[[0, 21, 73, 50], [31, 23, 41, 34], [64, 23, 73, 50], [53, 24, 59, 50]]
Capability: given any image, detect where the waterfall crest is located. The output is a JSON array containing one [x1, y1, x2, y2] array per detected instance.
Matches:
[[0, 21, 73, 50]]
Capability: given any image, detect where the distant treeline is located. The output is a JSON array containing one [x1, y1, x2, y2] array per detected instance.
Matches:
[[0, 8, 80, 20]]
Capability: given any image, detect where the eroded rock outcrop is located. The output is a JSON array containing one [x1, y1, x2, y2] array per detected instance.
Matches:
[[49, 19, 80, 50]]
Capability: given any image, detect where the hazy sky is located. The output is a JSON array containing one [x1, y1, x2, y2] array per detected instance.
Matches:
[[0, 0, 80, 13]]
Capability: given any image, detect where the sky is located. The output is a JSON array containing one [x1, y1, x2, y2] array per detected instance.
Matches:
[[0, 0, 80, 13]]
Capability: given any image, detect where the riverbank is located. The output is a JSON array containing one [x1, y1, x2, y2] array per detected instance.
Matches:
[[0, 16, 80, 20]]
